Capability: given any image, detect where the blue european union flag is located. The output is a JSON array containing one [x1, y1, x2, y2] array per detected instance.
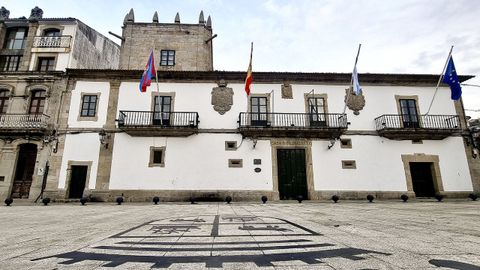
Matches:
[[442, 57, 462, 100]]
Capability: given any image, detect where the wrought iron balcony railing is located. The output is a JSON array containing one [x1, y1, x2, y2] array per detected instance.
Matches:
[[118, 111, 199, 128], [375, 114, 461, 140], [0, 114, 50, 129], [33, 36, 72, 48], [375, 114, 460, 130], [118, 111, 199, 137], [239, 112, 348, 129], [238, 112, 348, 138]]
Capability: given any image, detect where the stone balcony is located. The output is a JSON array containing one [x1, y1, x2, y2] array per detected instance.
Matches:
[[0, 113, 50, 136], [32, 36, 72, 52]]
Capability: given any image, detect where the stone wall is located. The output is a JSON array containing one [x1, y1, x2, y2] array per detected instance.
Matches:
[[0, 74, 67, 200], [454, 100, 480, 193], [71, 21, 120, 69], [119, 22, 213, 71]]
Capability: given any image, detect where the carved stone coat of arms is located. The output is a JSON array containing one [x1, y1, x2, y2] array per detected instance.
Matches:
[[344, 87, 366, 115], [211, 80, 234, 115]]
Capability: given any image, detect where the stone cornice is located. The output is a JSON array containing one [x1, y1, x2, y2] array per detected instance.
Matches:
[[65, 69, 475, 86]]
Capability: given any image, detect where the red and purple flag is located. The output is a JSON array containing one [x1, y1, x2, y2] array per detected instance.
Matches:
[[139, 51, 156, 92]]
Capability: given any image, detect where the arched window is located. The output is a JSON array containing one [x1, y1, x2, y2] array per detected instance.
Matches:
[[43, 28, 61, 37], [29, 90, 46, 115], [0, 90, 9, 114]]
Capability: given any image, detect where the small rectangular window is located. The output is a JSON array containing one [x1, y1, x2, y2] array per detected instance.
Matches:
[[37, 57, 55, 71], [153, 150, 163, 164], [160, 50, 175, 66], [342, 160, 356, 169], [340, 139, 352, 149], [228, 159, 243, 168], [80, 95, 97, 117], [225, 141, 237, 151], [149, 147, 166, 167]]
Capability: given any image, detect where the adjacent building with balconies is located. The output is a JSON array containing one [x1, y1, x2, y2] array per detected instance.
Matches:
[[0, 6, 119, 200]]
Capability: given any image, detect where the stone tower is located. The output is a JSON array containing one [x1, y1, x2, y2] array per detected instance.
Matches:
[[119, 9, 214, 71]]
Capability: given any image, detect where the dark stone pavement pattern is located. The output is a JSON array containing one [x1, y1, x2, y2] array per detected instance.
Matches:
[[0, 200, 479, 269]]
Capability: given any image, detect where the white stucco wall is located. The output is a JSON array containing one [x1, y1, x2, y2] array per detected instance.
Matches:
[[74, 79, 472, 193], [58, 133, 100, 189], [118, 82, 456, 131], [110, 133, 272, 190], [68, 81, 110, 128], [311, 136, 472, 191]]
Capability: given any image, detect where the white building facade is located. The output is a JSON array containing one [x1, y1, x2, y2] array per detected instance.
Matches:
[[1, 7, 478, 202], [51, 70, 476, 201]]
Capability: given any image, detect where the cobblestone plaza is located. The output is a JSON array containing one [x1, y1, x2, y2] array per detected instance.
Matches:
[[1, 200, 479, 269]]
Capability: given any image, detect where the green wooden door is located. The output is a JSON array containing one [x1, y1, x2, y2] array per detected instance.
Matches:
[[277, 149, 308, 200]]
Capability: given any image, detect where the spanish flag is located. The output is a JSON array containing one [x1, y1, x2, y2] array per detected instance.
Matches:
[[244, 42, 253, 96]]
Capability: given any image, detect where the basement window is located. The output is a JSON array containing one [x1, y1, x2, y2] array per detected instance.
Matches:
[[228, 159, 243, 168], [149, 146, 165, 167], [340, 139, 352, 149], [225, 141, 237, 151], [342, 160, 356, 169]]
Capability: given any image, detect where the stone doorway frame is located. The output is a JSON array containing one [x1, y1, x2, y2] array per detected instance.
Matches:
[[401, 153, 444, 197], [271, 139, 316, 200], [5, 140, 42, 199], [64, 161, 92, 199]]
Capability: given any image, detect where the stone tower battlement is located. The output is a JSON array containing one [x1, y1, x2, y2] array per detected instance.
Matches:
[[119, 9, 214, 71]]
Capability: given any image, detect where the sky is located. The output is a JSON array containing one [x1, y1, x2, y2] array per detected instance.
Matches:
[[3, 0, 480, 118]]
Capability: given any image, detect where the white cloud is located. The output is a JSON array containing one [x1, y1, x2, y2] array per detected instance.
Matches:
[[3, 0, 479, 114]]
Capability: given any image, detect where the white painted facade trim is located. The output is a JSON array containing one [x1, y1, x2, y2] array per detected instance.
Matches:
[[312, 136, 472, 191], [58, 133, 101, 189], [110, 133, 272, 190], [68, 81, 110, 128]]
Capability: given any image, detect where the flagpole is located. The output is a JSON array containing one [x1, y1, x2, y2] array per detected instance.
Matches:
[[246, 42, 253, 113], [425, 45, 454, 115], [307, 88, 315, 113], [151, 48, 162, 129], [342, 43, 362, 115], [153, 48, 160, 93], [249, 42, 253, 69], [270, 89, 274, 113]]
